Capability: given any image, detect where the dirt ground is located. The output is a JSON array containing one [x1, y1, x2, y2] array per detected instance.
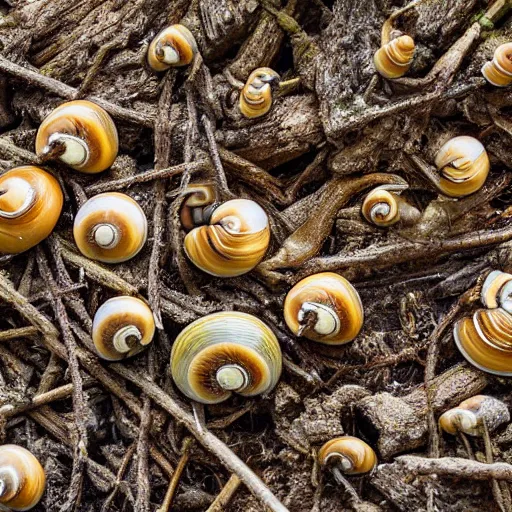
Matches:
[[1, 0, 512, 511]]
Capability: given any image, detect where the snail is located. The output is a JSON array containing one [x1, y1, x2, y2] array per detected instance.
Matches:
[[180, 183, 216, 231], [147, 24, 198, 71], [284, 272, 364, 345], [184, 198, 270, 277], [92, 296, 155, 361], [318, 436, 377, 476], [170, 311, 282, 404], [0, 445, 45, 511], [374, 35, 415, 79], [454, 308, 512, 376], [0, 166, 63, 254], [35, 100, 118, 174], [480, 270, 512, 314], [73, 192, 148, 264], [434, 136, 490, 197], [239, 68, 281, 119], [481, 43, 512, 87], [361, 185, 421, 227], [439, 395, 510, 436]]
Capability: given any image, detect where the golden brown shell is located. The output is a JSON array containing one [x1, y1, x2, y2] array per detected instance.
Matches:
[[439, 395, 509, 436], [481, 270, 512, 314], [284, 272, 364, 345], [180, 183, 216, 231], [184, 198, 270, 277], [147, 24, 198, 71], [73, 192, 148, 264], [0, 444, 46, 511], [239, 68, 281, 119], [92, 296, 155, 361], [35, 100, 118, 174], [434, 136, 490, 197], [374, 35, 415, 79], [170, 312, 282, 404], [482, 43, 512, 87], [0, 166, 63, 254], [318, 436, 377, 475]]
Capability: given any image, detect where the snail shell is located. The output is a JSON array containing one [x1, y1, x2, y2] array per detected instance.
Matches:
[[361, 185, 420, 227], [0, 166, 63, 254], [35, 100, 118, 174], [73, 192, 148, 264], [318, 436, 377, 475], [0, 445, 45, 511], [373, 35, 415, 79], [439, 395, 510, 436], [454, 308, 512, 376], [284, 272, 364, 345], [180, 183, 216, 231], [147, 24, 198, 71], [481, 270, 512, 314], [239, 68, 281, 119], [170, 311, 282, 404], [184, 198, 270, 277], [92, 296, 155, 361], [434, 136, 490, 197], [482, 43, 512, 87]]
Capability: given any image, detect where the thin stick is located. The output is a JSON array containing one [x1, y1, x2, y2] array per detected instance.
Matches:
[[0, 326, 38, 342], [206, 474, 242, 512], [483, 420, 507, 512]]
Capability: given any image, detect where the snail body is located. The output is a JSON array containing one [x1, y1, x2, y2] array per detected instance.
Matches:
[[361, 185, 420, 227], [92, 296, 155, 361], [184, 198, 270, 277], [434, 136, 490, 197], [35, 100, 118, 174], [240, 68, 281, 119], [481, 270, 512, 314], [148, 24, 198, 71], [318, 436, 377, 475], [374, 35, 415, 79], [73, 192, 147, 263], [0, 166, 63, 254], [439, 395, 510, 436], [170, 312, 282, 404], [482, 43, 512, 87], [0, 445, 45, 511], [284, 273, 364, 345]]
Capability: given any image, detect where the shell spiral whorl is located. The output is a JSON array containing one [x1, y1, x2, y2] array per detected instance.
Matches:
[[482, 43, 512, 87], [240, 68, 281, 119], [374, 35, 415, 79]]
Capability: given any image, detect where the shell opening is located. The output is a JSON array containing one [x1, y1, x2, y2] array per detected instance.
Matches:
[[216, 364, 249, 392], [47, 132, 89, 167], [0, 179, 37, 219], [0, 466, 20, 501], [219, 215, 243, 234], [370, 202, 391, 223], [160, 44, 180, 65], [93, 224, 120, 249], [298, 302, 341, 337], [113, 325, 142, 354]]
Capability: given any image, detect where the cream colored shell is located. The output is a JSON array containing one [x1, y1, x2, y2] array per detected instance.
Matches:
[[318, 436, 377, 475], [170, 311, 282, 404], [482, 43, 512, 87], [434, 136, 490, 197], [0, 444, 45, 511], [92, 296, 155, 361], [481, 270, 512, 314], [374, 35, 415, 79], [184, 199, 270, 277], [35, 100, 118, 174], [73, 192, 147, 264], [0, 166, 63, 254], [240, 68, 281, 119], [284, 272, 364, 345], [147, 24, 198, 71]]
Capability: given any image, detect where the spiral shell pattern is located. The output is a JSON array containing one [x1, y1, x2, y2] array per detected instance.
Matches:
[[0, 166, 63, 254], [361, 187, 420, 227], [0, 445, 45, 511], [374, 35, 415, 79], [434, 136, 490, 197], [240, 68, 281, 119], [148, 24, 198, 71], [482, 43, 512, 87], [318, 436, 377, 475], [284, 272, 364, 345], [35, 100, 118, 174], [180, 183, 216, 231], [481, 270, 512, 314], [170, 312, 282, 404], [184, 198, 270, 277], [73, 192, 147, 264]]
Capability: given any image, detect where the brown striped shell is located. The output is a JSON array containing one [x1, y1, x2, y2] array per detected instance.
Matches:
[[374, 35, 415, 79], [240, 68, 281, 119], [482, 43, 512, 87], [481, 270, 512, 314], [318, 436, 377, 475], [147, 24, 198, 71]]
